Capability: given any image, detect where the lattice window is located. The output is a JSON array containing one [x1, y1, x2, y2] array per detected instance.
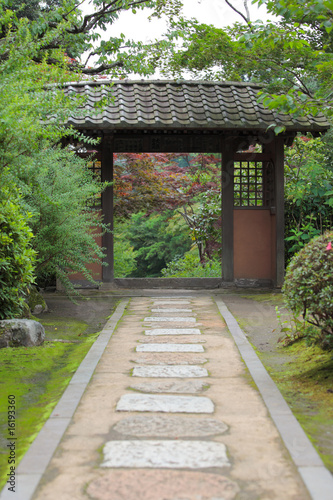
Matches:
[[234, 161, 264, 207]]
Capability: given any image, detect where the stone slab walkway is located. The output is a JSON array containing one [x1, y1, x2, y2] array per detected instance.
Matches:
[[2, 294, 332, 500]]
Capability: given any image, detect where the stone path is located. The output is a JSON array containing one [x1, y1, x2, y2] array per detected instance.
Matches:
[[3, 294, 333, 500]]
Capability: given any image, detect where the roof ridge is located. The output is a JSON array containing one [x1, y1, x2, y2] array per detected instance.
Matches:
[[62, 79, 263, 88]]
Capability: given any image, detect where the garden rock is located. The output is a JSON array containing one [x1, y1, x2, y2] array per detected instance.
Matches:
[[0, 319, 45, 348], [27, 286, 48, 315]]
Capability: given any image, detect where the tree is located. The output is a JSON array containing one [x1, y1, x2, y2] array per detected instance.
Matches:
[[0, 0, 182, 313], [159, 0, 333, 119], [0, 0, 181, 75], [10, 0, 62, 20], [114, 153, 189, 218], [284, 135, 333, 259], [18, 147, 108, 290], [114, 152, 222, 270], [0, 180, 36, 319], [117, 211, 191, 277]]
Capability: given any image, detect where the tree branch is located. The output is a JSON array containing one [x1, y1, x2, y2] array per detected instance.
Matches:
[[69, 0, 153, 35], [225, 0, 252, 29], [81, 60, 124, 74]]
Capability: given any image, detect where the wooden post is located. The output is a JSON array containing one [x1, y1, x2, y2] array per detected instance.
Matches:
[[222, 138, 235, 282], [101, 135, 114, 282], [264, 136, 285, 287], [273, 136, 285, 287]]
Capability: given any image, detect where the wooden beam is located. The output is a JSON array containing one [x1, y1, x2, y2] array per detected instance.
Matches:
[[274, 136, 285, 288], [233, 153, 272, 162], [222, 138, 236, 282], [264, 137, 285, 287], [101, 135, 114, 282]]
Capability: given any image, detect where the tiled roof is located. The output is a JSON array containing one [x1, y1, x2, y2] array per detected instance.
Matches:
[[64, 80, 330, 132]]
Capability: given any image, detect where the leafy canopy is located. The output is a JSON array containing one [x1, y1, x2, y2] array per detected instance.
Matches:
[[157, 0, 333, 118]]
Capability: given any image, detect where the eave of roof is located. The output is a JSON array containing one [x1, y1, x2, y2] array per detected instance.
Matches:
[[63, 80, 330, 133]]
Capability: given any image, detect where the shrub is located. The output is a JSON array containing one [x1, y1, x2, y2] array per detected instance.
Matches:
[[19, 147, 107, 292], [0, 187, 36, 319], [161, 252, 221, 278], [283, 230, 333, 349]]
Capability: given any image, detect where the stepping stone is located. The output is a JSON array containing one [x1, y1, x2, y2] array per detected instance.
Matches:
[[87, 470, 239, 500], [136, 344, 204, 352], [113, 415, 228, 437], [132, 354, 207, 365], [153, 300, 191, 305], [129, 380, 208, 394], [151, 307, 193, 313], [144, 316, 196, 322], [101, 440, 229, 468], [145, 328, 201, 335], [116, 394, 214, 413], [132, 365, 208, 377], [138, 336, 205, 343]]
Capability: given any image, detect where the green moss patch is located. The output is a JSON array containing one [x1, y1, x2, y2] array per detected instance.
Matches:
[[225, 292, 333, 473], [0, 317, 98, 488], [260, 333, 333, 471]]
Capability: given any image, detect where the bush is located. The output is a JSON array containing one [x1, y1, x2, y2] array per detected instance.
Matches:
[[283, 230, 333, 349], [0, 187, 36, 319], [119, 211, 192, 277], [161, 252, 221, 278], [19, 147, 107, 292]]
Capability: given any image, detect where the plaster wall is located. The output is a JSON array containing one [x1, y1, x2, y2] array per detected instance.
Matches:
[[233, 209, 274, 280]]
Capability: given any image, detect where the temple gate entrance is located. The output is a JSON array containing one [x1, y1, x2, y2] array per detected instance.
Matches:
[[64, 80, 329, 288]]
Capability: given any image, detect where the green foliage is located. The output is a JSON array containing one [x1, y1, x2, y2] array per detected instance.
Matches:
[[114, 220, 137, 278], [0, 314, 96, 488], [275, 305, 305, 345], [161, 251, 221, 278], [159, 0, 333, 118], [283, 231, 333, 349], [0, 182, 36, 319], [16, 147, 107, 291], [0, 8, 111, 296], [284, 136, 333, 260], [178, 191, 221, 263], [0, 0, 180, 77], [117, 211, 192, 277]]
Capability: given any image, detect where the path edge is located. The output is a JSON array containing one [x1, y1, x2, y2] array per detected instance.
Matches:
[[0, 298, 129, 500], [214, 297, 333, 500]]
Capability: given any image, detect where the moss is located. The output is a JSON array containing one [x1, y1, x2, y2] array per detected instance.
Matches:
[[240, 292, 284, 304], [27, 286, 46, 312], [0, 316, 98, 488], [258, 339, 333, 472], [231, 297, 333, 473]]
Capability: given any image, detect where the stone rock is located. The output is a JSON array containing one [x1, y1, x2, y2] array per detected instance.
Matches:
[[87, 470, 240, 500], [138, 337, 205, 344], [132, 353, 207, 365], [145, 328, 201, 336], [136, 343, 204, 352], [151, 308, 193, 313], [32, 304, 44, 315], [144, 316, 196, 322], [0, 319, 45, 348], [102, 440, 230, 468], [116, 394, 214, 413], [129, 380, 208, 394], [132, 365, 208, 377], [27, 286, 48, 315], [0, 328, 12, 349], [152, 300, 191, 305], [113, 415, 228, 437]]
